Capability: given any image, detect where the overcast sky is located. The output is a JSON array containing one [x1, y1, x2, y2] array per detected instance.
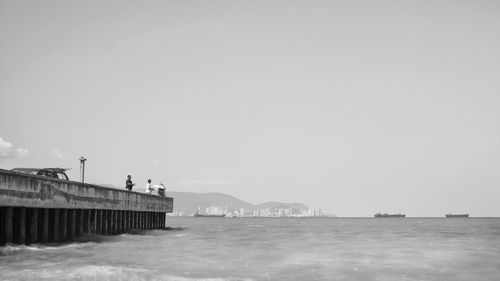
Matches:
[[1, 0, 499, 216]]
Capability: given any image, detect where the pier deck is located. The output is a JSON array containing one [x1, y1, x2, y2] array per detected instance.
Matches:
[[0, 169, 173, 245]]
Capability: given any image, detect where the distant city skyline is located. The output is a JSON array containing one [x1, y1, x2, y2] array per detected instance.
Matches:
[[1, 0, 500, 217]]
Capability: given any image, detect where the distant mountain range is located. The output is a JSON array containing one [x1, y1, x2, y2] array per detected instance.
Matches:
[[167, 191, 309, 215], [100, 184, 309, 215]]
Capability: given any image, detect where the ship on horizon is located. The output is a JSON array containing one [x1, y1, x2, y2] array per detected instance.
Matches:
[[374, 213, 406, 218], [445, 213, 469, 218]]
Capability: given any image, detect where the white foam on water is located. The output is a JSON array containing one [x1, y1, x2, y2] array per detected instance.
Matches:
[[0, 242, 98, 255], [7, 265, 256, 281]]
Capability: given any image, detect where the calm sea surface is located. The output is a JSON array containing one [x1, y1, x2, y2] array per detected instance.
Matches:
[[1, 217, 499, 281]]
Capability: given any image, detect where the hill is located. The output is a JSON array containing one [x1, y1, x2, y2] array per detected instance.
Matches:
[[166, 191, 309, 215], [167, 191, 254, 214]]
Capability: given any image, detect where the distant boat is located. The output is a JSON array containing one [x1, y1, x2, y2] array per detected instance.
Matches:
[[194, 211, 226, 217], [374, 213, 406, 218], [445, 214, 469, 218]]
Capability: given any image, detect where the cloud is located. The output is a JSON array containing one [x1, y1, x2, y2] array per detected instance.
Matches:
[[178, 179, 240, 186], [16, 148, 30, 157], [0, 136, 30, 160], [51, 148, 67, 159]]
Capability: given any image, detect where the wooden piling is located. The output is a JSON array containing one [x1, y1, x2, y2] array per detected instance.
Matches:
[[102, 209, 107, 234], [111, 210, 118, 234], [90, 209, 96, 234], [3, 207, 14, 243], [17, 207, 26, 244], [121, 211, 125, 233], [78, 209, 84, 236], [107, 210, 113, 234], [124, 211, 129, 230], [130, 211, 134, 229], [138, 212, 141, 229], [137, 211, 140, 229], [83, 209, 89, 234], [132, 211, 139, 229], [116, 211, 122, 234], [151, 212, 154, 229], [68, 209, 75, 240], [28, 208, 38, 244], [112, 210, 117, 234], [142, 212, 146, 229], [135, 211, 139, 229], [122, 211, 126, 232], [149, 212, 152, 229], [60, 209, 68, 242], [94, 209, 101, 234], [50, 209, 59, 242], [152, 212, 156, 229], [130, 211, 134, 230], [139, 211, 142, 229], [133, 211, 138, 229], [40, 208, 49, 243]]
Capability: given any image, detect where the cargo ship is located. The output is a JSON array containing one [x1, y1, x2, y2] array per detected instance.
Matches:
[[445, 214, 469, 218], [194, 210, 226, 217], [374, 213, 406, 218]]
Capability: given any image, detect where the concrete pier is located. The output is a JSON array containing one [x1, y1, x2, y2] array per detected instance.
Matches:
[[0, 169, 173, 245]]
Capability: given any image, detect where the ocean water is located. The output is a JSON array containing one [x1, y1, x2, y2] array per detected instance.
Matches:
[[1, 217, 499, 281]]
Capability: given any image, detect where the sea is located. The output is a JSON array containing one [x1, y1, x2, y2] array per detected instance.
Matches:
[[1, 217, 499, 281]]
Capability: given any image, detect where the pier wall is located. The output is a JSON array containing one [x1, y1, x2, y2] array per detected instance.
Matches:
[[0, 169, 173, 245]]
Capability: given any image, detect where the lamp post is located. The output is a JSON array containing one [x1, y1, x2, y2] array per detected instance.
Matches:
[[79, 156, 87, 183]]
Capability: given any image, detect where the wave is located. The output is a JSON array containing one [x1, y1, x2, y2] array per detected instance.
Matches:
[[2, 265, 255, 281], [0, 242, 98, 255], [162, 226, 188, 231]]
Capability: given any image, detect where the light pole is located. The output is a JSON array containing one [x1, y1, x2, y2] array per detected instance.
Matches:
[[79, 156, 87, 183]]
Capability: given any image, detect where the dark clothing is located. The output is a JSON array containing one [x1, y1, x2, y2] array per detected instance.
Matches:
[[126, 179, 133, 191], [158, 188, 165, 196]]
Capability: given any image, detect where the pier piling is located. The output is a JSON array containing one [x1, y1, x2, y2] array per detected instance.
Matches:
[[28, 208, 38, 245], [40, 208, 49, 243]]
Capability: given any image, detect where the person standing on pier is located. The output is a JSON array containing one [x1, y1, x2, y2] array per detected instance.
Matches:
[[125, 175, 135, 191], [145, 179, 154, 194]]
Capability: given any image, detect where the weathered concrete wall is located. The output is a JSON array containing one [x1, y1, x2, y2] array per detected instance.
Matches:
[[0, 169, 173, 212]]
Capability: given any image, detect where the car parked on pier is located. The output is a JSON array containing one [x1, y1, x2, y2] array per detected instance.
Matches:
[[11, 168, 70, 180]]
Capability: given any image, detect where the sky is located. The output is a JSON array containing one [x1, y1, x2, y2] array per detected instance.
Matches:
[[1, 0, 499, 216]]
